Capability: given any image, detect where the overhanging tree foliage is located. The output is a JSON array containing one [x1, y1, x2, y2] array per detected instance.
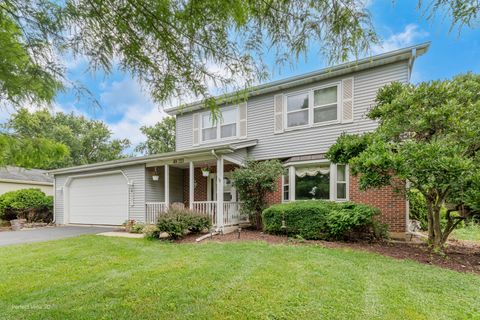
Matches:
[[135, 116, 175, 155], [2, 0, 380, 109], [326, 74, 480, 250], [232, 160, 284, 229]]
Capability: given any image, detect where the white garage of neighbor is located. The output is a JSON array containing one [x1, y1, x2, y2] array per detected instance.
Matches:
[[65, 172, 129, 225]]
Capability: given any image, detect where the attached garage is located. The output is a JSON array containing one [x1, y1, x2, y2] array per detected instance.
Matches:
[[66, 172, 129, 225]]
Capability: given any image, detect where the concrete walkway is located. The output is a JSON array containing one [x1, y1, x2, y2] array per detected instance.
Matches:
[[0, 226, 118, 247]]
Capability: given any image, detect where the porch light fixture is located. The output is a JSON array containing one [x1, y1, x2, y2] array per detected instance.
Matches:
[[152, 167, 160, 181]]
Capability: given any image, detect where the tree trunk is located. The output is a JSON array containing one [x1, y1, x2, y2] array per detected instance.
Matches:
[[427, 200, 445, 251], [254, 212, 262, 230]]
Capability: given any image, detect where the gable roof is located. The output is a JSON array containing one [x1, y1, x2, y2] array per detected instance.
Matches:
[[48, 139, 258, 175], [166, 42, 430, 116], [0, 166, 53, 185]]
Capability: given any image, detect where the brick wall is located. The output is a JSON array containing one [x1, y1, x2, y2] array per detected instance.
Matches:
[[182, 164, 237, 208], [263, 174, 407, 234], [265, 176, 283, 205], [349, 175, 406, 233]]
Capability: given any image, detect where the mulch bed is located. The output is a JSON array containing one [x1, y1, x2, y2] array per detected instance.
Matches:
[[177, 229, 480, 275]]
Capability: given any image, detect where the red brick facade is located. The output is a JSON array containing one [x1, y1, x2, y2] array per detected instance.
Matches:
[[182, 165, 237, 208], [264, 175, 407, 234], [182, 166, 407, 235], [349, 175, 406, 233], [265, 176, 283, 205]]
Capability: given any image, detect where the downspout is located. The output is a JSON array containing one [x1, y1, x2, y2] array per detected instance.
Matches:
[[211, 149, 219, 159], [407, 48, 417, 82], [52, 174, 56, 224]]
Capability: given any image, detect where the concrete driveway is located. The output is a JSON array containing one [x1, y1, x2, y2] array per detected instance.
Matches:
[[0, 226, 119, 247]]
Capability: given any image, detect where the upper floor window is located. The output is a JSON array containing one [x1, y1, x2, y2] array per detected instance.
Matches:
[[201, 107, 238, 142], [285, 84, 339, 129]]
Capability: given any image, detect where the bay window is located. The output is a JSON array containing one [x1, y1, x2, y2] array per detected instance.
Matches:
[[285, 84, 339, 129], [283, 163, 348, 202]]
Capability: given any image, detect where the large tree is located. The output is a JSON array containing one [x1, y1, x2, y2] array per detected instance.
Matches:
[[135, 117, 175, 155], [326, 74, 480, 250], [3, 109, 131, 169]]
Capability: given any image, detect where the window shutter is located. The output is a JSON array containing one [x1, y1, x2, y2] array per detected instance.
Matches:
[[238, 102, 247, 138], [342, 78, 354, 123], [192, 113, 200, 146], [274, 94, 284, 133]]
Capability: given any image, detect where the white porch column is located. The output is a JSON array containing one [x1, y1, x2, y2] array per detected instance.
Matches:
[[164, 164, 170, 206], [216, 156, 224, 230], [288, 166, 296, 201], [189, 161, 194, 209]]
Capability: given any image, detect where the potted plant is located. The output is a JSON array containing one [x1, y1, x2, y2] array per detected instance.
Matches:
[[152, 168, 160, 181], [201, 167, 210, 177]]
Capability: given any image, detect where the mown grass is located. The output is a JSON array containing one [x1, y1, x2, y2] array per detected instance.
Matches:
[[0, 236, 479, 320], [452, 223, 480, 242]]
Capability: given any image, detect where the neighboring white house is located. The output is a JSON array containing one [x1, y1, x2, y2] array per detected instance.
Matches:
[[0, 166, 54, 196], [49, 43, 430, 238]]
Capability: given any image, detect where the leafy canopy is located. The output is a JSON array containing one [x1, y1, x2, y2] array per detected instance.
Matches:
[[1, 0, 480, 109], [135, 116, 175, 155], [326, 74, 480, 249], [2, 108, 131, 169]]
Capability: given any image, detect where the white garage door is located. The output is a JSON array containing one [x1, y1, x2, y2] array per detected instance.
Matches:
[[68, 173, 128, 225]]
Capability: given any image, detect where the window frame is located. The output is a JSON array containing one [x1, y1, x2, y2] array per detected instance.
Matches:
[[282, 174, 289, 203], [285, 161, 349, 202], [283, 82, 341, 131], [334, 164, 349, 201], [200, 105, 239, 143]]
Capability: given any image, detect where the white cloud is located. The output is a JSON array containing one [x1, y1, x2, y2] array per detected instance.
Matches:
[[372, 24, 429, 54], [99, 78, 167, 147]]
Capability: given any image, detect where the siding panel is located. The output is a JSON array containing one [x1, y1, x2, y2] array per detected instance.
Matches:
[[175, 61, 408, 160], [54, 164, 146, 224]]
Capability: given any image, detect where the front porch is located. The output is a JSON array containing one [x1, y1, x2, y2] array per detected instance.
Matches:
[[144, 155, 248, 230]]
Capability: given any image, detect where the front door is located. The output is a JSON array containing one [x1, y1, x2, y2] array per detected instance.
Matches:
[[207, 173, 237, 202]]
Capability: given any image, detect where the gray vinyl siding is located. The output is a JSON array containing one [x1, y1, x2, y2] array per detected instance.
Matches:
[[145, 168, 164, 202], [175, 61, 409, 159], [145, 166, 184, 204], [54, 164, 146, 224], [225, 148, 248, 165], [169, 167, 184, 204]]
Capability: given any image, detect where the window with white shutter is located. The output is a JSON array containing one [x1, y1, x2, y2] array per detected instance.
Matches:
[[274, 94, 284, 133], [238, 102, 247, 138], [192, 113, 200, 146], [342, 78, 354, 123]]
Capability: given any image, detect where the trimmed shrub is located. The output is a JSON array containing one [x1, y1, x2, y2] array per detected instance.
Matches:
[[142, 224, 160, 240], [262, 200, 382, 240], [0, 188, 53, 222], [156, 207, 211, 239]]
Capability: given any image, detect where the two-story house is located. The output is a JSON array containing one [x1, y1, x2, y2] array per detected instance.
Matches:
[[50, 43, 430, 238]]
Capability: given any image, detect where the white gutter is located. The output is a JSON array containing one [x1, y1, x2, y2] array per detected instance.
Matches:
[[0, 178, 53, 186], [166, 42, 430, 115]]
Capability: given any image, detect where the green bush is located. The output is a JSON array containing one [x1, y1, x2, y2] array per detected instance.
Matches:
[[262, 200, 382, 240], [408, 189, 428, 229], [0, 188, 53, 222], [142, 224, 160, 240], [156, 207, 212, 239]]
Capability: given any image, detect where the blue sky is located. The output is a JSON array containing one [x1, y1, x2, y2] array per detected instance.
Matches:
[[26, 1, 480, 148]]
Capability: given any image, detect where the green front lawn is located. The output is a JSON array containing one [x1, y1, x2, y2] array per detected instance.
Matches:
[[451, 223, 480, 242], [0, 236, 479, 320]]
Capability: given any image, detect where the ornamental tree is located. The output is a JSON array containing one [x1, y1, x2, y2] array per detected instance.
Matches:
[[326, 74, 480, 250], [232, 160, 284, 230]]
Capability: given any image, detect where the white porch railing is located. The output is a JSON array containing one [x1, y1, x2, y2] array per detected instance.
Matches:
[[146, 201, 246, 227], [192, 201, 217, 226], [145, 202, 167, 224], [192, 201, 246, 227]]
